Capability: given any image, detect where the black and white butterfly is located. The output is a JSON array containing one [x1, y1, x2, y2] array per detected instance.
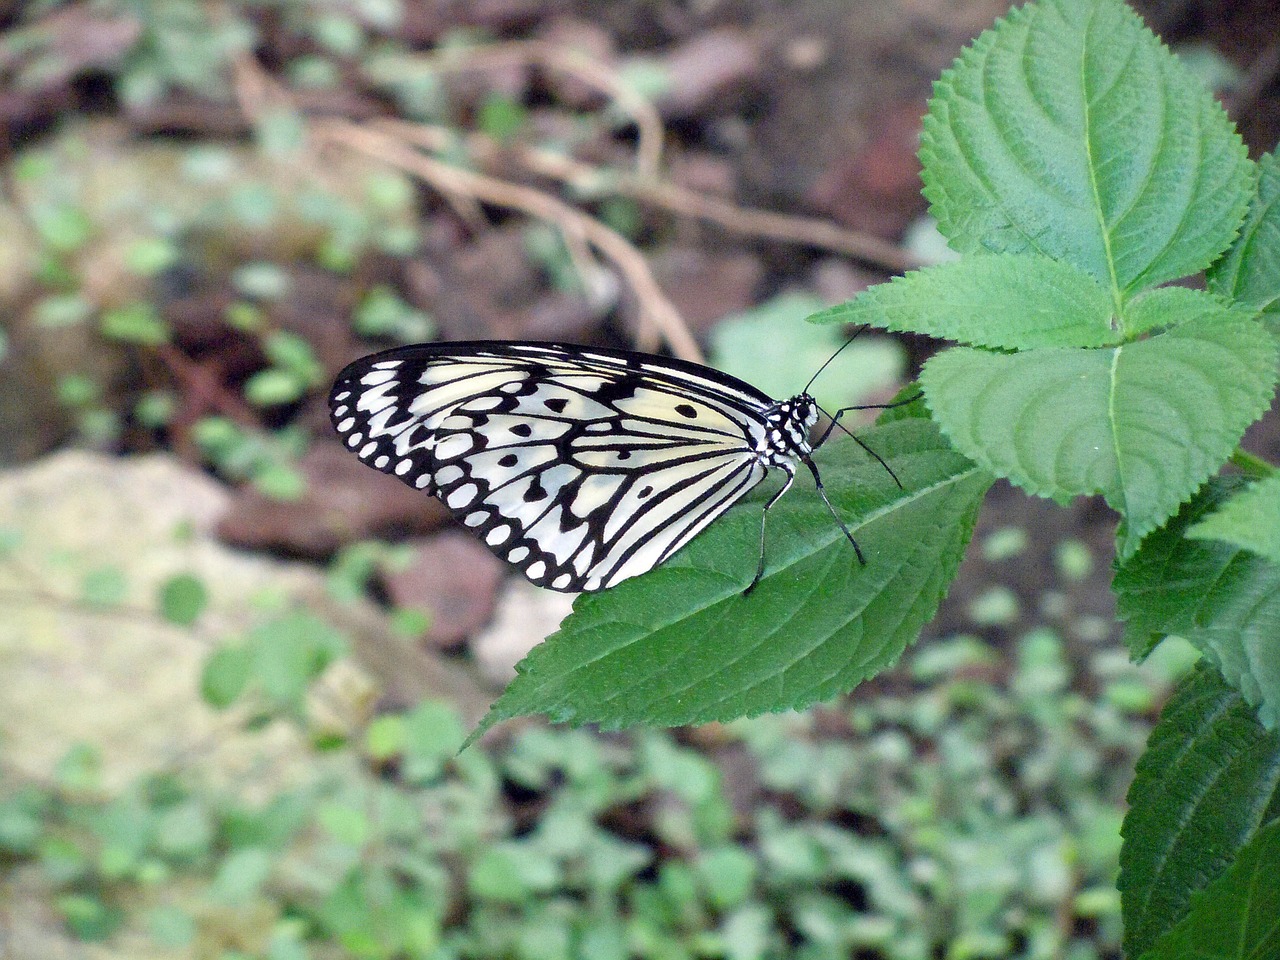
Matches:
[[329, 340, 908, 594]]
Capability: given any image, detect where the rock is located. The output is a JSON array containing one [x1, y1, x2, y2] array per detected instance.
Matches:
[[383, 532, 506, 651], [0, 451, 486, 794], [216, 441, 450, 557], [470, 580, 575, 687]]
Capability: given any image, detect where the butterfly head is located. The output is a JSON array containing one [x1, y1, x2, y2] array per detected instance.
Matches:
[[759, 394, 819, 464]]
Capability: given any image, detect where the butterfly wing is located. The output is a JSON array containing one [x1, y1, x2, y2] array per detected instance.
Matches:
[[329, 342, 777, 591]]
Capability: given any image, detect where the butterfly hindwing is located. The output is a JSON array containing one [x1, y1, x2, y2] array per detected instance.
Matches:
[[330, 342, 777, 591]]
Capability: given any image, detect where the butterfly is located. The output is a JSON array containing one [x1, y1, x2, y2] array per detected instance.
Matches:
[[329, 339, 910, 594]]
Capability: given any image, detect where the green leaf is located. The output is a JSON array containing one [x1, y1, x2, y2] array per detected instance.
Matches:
[[1209, 150, 1280, 325], [1140, 818, 1280, 960], [1122, 285, 1243, 338], [124, 238, 179, 276], [921, 0, 1251, 298], [211, 847, 273, 904], [232, 262, 291, 301], [158, 573, 209, 626], [100, 302, 169, 346], [244, 369, 307, 407], [474, 418, 990, 734], [1118, 665, 1280, 959], [58, 893, 123, 941], [921, 311, 1277, 557], [712, 293, 906, 412], [354, 286, 434, 342], [154, 801, 214, 859], [1114, 479, 1280, 726], [34, 293, 93, 328], [808, 254, 1118, 349], [147, 905, 197, 948], [201, 644, 252, 709], [1187, 474, 1280, 564], [477, 92, 528, 142], [34, 203, 93, 252], [81, 566, 127, 606], [468, 844, 561, 902], [247, 612, 347, 709], [0, 790, 47, 854]]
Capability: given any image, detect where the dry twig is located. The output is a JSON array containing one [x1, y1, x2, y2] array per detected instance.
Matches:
[[315, 119, 703, 362], [362, 40, 666, 178], [376, 119, 921, 274]]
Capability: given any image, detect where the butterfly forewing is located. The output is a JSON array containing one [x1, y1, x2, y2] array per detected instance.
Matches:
[[329, 342, 779, 591]]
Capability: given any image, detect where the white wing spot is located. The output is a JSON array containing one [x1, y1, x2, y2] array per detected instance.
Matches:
[[337, 416, 355, 431], [374, 455, 389, 469], [465, 511, 487, 527], [360, 370, 396, 386], [333, 391, 351, 402], [395, 459, 413, 476], [508, 546, 529, 563], [414, 475, 431, 489], [333, 406, 349, 418], [436, 465, 464, 485], [372, 360, 401, 370], [584, 576, 602, 591], [447, 484, 479, 509], [485, 525, 512, 546], [526, 561, 547, 580], [435, 434, 474, 460], [360, 441, 378, 458], [347, 433, 363, 447], [551, 573, 572, 589], [500, 381, 525, 393]]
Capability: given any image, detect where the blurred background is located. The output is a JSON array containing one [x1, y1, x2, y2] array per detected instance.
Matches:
[[1, 1, 1277, 957]]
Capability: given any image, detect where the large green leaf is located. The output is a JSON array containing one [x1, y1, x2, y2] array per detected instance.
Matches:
[[1118, 665, 1280, 960], [1114, 479, 1280, 728], [807, 254, 1118, 350], [1140, 819, 1280, 960], [921, 0, 1251, 299], [1122, 286, 1245, 338], [1188, 474, 1280, 566], [1208, 150, 1280, 329], [921, 311, 1276, 557], [474, 418, 990, 733]]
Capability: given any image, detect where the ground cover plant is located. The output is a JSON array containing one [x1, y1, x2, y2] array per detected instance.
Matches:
[[0, 622, 1193, 959], [1, 0, 1278, 957]]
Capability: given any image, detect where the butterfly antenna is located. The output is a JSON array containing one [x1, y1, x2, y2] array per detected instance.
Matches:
[[812, 398, 921, 490], [802, 324, 870, 396]]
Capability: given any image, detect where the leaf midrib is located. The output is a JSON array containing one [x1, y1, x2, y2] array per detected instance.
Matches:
[[1079, 0, 1127, 318]]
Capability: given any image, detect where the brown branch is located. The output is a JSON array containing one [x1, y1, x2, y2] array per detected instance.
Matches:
[[315, 119, 703, 362], [375, 119, 921, 274], [362, 39, 666, 178]]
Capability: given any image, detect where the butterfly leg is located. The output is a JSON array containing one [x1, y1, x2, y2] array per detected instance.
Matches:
[[803, 456, 867, 567], [810, 397, 921, 490], [745, 462, 795, 596]]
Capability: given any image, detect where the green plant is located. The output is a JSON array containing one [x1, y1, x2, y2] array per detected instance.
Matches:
[[1, 626, 1180, 958], [472, 0, 1280, 954]]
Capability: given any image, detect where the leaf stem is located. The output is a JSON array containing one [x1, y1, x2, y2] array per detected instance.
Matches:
[[1229, 448, 1276, 480]]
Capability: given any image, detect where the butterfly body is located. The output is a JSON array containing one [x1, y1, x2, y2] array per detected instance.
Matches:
[[330, 341, 856, 593]]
